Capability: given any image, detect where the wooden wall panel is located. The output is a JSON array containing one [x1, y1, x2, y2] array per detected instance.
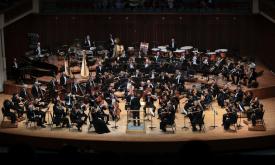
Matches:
[[4, 13, 275, 77]]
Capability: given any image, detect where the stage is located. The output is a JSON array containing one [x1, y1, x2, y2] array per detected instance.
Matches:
[[0, 93, 275, 153]]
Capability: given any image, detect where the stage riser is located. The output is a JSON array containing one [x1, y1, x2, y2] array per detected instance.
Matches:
[[4, 80, 275, 99]]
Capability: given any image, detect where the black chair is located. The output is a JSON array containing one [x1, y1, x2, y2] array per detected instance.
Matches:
[[50, 112, 64, 130], [25, 111, 37, 128], [1, 107, 10, 123]]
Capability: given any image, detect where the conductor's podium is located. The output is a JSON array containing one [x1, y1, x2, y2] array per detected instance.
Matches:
[[126, 109, 146, 134]]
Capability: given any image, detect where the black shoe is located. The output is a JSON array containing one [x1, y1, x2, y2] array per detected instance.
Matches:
[[40, 125, 46, 128]]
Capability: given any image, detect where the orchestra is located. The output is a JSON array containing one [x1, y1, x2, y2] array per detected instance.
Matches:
[[3, 35, 266, 134]]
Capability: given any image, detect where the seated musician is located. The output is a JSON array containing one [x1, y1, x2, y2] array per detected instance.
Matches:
[[11, 93, 25, 118], [250, 104, 264, 126], [222, 102, 238, 130], [187, 101, 204, 131], [53, 100, 70, 128], [26, 101, 46, 128], [160, 101, 176, 132], [70, 105, 87, 131], [243, 91, 253, 106], [232, 85, 244, 103], [2, 100, 17, 124], [31, 81, 43, 99], [248, 67, 258, 88], [246, 97, 261, 124], [200, 90, 212, 107], [60, 72, 69, 89], [90, 107, 110, 134], [19, 85, 31, 101], [143, 91, 157, 117]]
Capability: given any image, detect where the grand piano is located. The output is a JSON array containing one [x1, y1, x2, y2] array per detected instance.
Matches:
[[19, 52, 58, 81]]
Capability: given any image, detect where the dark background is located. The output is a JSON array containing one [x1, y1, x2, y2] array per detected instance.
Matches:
[[4, 13, 275, 76]]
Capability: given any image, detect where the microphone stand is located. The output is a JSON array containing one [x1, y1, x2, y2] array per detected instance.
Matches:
[[210, 104, 218, 128]]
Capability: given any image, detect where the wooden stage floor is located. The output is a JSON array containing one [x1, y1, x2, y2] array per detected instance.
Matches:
[[1, 93, 275, 152]]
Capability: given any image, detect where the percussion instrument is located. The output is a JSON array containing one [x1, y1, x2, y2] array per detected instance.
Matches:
[[173, 49, 185, 58], [151, 48, 160, 55], [215, 49, 228, 59], [206, 52, 217, 61]]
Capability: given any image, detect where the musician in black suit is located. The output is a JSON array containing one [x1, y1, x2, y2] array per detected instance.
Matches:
[[187, 101, 204, 131], [127, 92, 141, 126], [53, 101, 70, 128], [19, 85, 30, 101], [31, 81, 42, 99], [108, 34, 115, 57], [83, 34, 94, 49], [48, 78, 57, 100], [2, 100, 17, 124], [60, 72, 69, 89], [12, 58, 21, 84], [232, 86, 244, 103], [143, 91, 157, 116], [159, 101, 176, 132], [26, 102, 46, 128], [64, 93, 73, 111], [168, 38, 177, 51], [96, 63, 105, 76], [222, 103, 237, 130], [71, 81, 79, 95], [11, 93, 24, 118]]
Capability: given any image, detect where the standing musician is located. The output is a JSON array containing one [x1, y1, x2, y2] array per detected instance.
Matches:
[[47, 77, 58, 101], [168, 38, 177, 51], [127, 91, 141, 126]]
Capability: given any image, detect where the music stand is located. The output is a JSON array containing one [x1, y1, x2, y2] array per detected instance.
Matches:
[[148, 110, 156, 130], [237, 111, 243, 128], [148, 108, 156, 129], [111, 116, 119, 129], [181, 115, 189, 130], [237, 103, 243, 128], [210, 104, 218, 128]]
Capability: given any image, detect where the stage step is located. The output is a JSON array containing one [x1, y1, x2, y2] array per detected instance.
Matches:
[[248, 124, 266, 131]]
